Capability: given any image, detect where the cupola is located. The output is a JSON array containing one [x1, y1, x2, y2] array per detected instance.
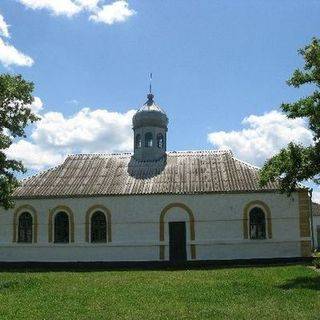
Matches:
[[132, 93, 168, 161]]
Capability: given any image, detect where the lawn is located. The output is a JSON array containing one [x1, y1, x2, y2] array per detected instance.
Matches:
[[0, 265, 319, 320]]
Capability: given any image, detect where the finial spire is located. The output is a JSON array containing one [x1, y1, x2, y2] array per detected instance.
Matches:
[[147, 73, 154, 103], [149, 72, 152, 94]]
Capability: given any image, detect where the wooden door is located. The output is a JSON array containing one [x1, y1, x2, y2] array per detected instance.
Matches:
[[169, 222, 187, 262]]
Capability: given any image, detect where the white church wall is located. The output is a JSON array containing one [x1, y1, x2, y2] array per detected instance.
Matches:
[[313, 215, 320, 249], [0, 191, 308, 262], [0, 209, 12, 243]]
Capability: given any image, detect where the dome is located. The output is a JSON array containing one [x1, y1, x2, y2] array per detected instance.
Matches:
[[132, 94, 169, 129]]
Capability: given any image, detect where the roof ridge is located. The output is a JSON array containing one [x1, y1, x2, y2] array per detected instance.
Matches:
[[18, 161, 64, 185], [168, 149, 232, 154], [67, 152, 133, 158], [232, 155, 261, 170], [66, 149, 233, 158]]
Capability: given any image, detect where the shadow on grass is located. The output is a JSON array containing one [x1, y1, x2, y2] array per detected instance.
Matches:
[[0, 278, 40, 291], [278, 276, 320, 291], [0, 280, 20, 291]]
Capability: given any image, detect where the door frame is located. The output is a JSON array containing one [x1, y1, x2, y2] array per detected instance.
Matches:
[[159, 203, 196, 260]]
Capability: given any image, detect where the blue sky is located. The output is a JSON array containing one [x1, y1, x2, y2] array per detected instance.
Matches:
[[0, 0, 320, 198]]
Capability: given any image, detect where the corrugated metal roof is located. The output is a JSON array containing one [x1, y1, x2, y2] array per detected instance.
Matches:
[[14, 150, 281, 199]]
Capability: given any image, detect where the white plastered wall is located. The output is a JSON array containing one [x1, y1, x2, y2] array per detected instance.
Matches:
[[313, 215, 320, 249], [0, 192, 306, 262]]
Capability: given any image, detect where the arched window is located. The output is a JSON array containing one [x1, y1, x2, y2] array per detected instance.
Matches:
[[54, 212, 69, 243], [18, 212, 33, 243], [145, 132, 153, 148], [135, 134, 141, 148], [157, 133, 164, 148], [91, 211, 107, 243], [249, 207, 266, 239]]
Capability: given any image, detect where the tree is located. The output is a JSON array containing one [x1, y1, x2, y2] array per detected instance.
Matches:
[[0, 74, 39, 209], [260, 38, 320, 193]]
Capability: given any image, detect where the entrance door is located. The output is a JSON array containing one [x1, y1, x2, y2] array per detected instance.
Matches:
[[169, 222, 187, 262]]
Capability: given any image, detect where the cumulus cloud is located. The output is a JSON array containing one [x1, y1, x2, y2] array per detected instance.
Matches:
[[32, 108, 135, 152], [90, 0, 136, 25], [208, 110, 313, 166], [19, 0, 81, 17], [6, 140, 64, 171], [19, 0, 136, 24], [0, 14, 34, 68], [0, 14, 10, 38], [74, 0, 100, 10], [0, 37, 34, 67], [313, 191, 320, 204], [6, 106, 135, 170], [28, 97, 44, 114]]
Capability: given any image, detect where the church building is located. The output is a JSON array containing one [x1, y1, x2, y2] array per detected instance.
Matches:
[[0, 93, 313, 263]]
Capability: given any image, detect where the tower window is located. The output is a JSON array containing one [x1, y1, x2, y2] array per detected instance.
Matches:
[[145, 132, 153, 148], [135, 134, 141, 148], [157, 133, 164, 149]]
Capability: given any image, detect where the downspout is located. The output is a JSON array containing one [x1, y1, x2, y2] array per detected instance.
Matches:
[[309, 188, 315, 250]]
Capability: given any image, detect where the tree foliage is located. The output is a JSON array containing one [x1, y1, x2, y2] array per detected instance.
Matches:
[[0, 74, 38, 209], [260, 38, 320, 193]]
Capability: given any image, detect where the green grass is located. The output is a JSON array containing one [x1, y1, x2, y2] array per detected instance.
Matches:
[[0, 265, 319, 320]]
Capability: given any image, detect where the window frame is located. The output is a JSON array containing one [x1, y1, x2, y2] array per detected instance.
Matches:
[[85, 205, 112, 243], [248, 206, 267, 240], [90, 210, 107, 243], [53, 211, 71, 244], [135, 134, 142, 149], [157, 133, 164, 149], [13, 205, 38, 244], [145, 132, 153, 148], [243, 201, 272, 240], [17, 211, 34, 243]]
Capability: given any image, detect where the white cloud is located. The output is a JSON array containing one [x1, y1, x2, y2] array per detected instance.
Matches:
[[19, 0, 81, 17], [90, 0, 136, 25], [74, 0, 100, 10], [6, 106, 135, 170], [29, 97, 44, 114], [0, 14, 10, 38], [19, 0, 136, 24], [32, 107, 135, 152], [208, 110, 313, 166], [0, 14, 34, 68], [313, 191, 320, 204], [6, 140, 64, 171], [0, 37, 34, 67]]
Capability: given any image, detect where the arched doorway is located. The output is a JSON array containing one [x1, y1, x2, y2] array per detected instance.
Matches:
[[159, 203, 196, 261]]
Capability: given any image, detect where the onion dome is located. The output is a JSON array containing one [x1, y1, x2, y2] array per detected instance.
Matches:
[[132, 94, 169, 129]]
